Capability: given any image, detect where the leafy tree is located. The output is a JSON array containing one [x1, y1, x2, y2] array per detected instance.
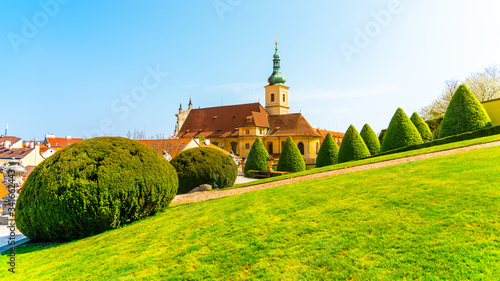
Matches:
[[171, 147, 237, 194], [438, 84, 492, 138], [316, 133, 339, 167], [420, 65, 500, 119], [338, 125, 371, 163], [16, 137, 178, 242], [360, 124, 381, 156], [277, 136, 306, 173], [244, 137, 269, 173], [381, 108, 423, 152], [410, 112, 434, 142]]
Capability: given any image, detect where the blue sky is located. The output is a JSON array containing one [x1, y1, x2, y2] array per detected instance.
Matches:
[[1, 0, 500, 140]]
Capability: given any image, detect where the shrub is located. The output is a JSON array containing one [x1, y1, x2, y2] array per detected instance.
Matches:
[[360, 124, 381, 155], [316, 133, 339, 167], [338, 125, 371, 163], [439, 84, 492, 138], [381, 108, 423, 152], [378, 129, 387, 144], [244, 137, 269, 173], [277, 136, 306, 173], [425, 116, 444, 140], [15, 137, 178, 242], [410, 112, 434, 142], [170, 147, 237, 194]]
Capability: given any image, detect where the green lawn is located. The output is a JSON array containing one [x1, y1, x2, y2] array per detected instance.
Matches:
[[5, 145, 500, 280], [232, 133, 500, 189]]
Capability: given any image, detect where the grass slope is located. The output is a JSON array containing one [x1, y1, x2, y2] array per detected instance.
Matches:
[[6, 146, 500, 280], [231, 134, 500, 189]]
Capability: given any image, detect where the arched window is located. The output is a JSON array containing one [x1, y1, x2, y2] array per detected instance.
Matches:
[[298, 142, 305, 155], [283, 94, 285, 102], [231, 142, 237, 154], [268, 142, 273, 154], [271, 93, 275, 102]]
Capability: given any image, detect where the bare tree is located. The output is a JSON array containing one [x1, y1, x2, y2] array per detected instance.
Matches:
[[420, 65, 500, 120]]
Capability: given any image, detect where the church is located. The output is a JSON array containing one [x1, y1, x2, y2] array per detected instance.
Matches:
[[174, 42, 343, 163]]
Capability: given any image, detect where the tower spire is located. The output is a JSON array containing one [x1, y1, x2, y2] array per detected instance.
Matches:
[[268, 39, 286, 85]]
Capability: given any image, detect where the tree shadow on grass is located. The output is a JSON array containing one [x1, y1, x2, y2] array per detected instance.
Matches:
[[7, 241, 67, 255]]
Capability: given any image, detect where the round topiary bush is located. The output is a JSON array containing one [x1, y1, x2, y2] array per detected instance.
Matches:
[[360, 123, 381, 156], [438, 84, 492, 138], [316, 133, 339, 167], [15, 137, 178, 242], [410, 112, 434, 142], [338, 125, 371, 163], [277, 136, 306, 173], [381, 108, 423, 153], [244, 137, 269, 174], [170, 147, 237, 194]]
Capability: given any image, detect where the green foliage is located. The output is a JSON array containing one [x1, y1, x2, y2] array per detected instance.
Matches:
[[316, 133, 339, 167], [277, 136, 306, 173], [338, 125, 371, 163], [439, 84, 492, 138], [244, 137, 269, 173], [360, 124, 381, 155], [15, 137, 178, 242], [410, 112, 434, 142], [378, 129, 387, 144], [425, 116, 444, 140], [171, 147, 237, 194], [381, 108, 423, 152], [379, 125, 500, 156]]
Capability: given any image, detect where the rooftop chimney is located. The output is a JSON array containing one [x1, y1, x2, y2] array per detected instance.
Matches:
[[4, 140, 11, 149], [66, 135, 72, 140]]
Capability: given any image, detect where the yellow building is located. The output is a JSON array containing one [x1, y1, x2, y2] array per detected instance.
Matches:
[[175, 42, 343, 163], [482, 98, 500, 126]]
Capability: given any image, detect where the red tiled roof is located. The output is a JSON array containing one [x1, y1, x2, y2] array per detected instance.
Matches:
[[177, 103, 268, 138], [316, 129, 344, 147], [0, 147, 34, 159], [267, 114, 321, 137], [44, 137, 83, 148], [137, 138, 193, 158], [238, 111, 269, 128], [0, 136, 22, 145]]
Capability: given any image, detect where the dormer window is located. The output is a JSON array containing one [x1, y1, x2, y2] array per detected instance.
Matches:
[[213, 116, 218, 119], [275, 127, 280, 130], [246, 116, 252, 122], [233, 115, 237, 118]]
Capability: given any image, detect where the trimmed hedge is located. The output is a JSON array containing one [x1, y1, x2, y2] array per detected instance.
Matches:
[[16, 137, 178, 242], [360, 123, 381, 155], [425, 116, 444, 140], [316, 133, 339, 167], [277, 136, 306, 173], [379, 129, 387, 144], [378, 124, 500, 156], [410, 112, 434, 142], [439, 84, 492, 138], [381, 108, 423, 152], [338, 125, 371, 163], [171, 147, 237, 194], [244, 137, 269, 173]]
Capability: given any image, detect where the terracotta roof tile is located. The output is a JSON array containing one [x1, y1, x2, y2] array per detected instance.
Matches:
[[0, 147, 34, 159], [137, 138, 193, 158], [267, 114, 321, 137], [45, 137, 83, 148], [177, 103, 268, 138], [0, 136, 22, 145]]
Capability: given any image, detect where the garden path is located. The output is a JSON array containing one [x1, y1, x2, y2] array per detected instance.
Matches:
[[171, 140, 500, 205]]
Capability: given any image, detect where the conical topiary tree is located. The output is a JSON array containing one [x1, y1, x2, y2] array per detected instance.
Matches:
[[360, 123, 381, 156], [316, 133, 339, 167], [438, 84, 492, 138], [244, 137, 269, 173], [381, 108, 423, 153], [338, 125, 371, 163], [410, 112, 434, 142], [277, 136, 306, 173]]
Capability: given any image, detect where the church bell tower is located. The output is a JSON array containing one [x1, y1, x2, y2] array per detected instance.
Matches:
[[265, 41, 289, 115]]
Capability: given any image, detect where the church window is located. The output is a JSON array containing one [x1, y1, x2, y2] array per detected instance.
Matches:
[[268, 142, 273, 154], [316, 142, 319, 153], [213, 142, 219, 146], [259, 129, 263, 134], [231, 142, 237, 153], [271, 94, 275, 102], [298, 142, 305, 155], [245, 143, 250, 149], [246, 129, 250, 134], [283, 94, 285, 102]]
